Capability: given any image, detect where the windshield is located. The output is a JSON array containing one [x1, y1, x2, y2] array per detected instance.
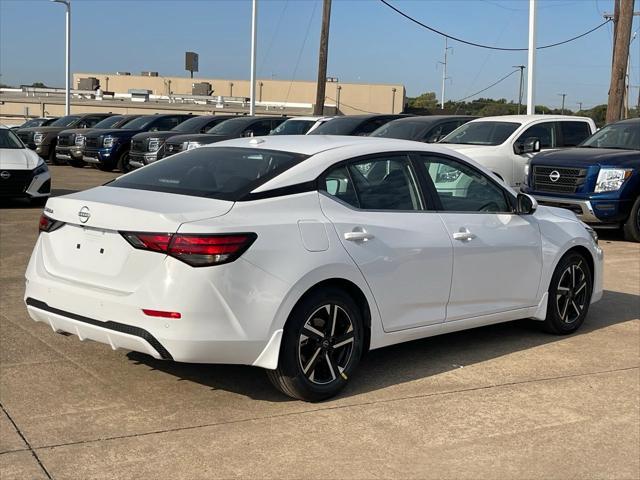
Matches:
[[580, 122, 640, 150], [371, 121, 426, 140], [206, 117, 248, 135], [20, 118, 47, 128], [93, 116, 127, 129], [171, 116, 211, 133], [440, 121, 520, 146], [120, 116, 155, 130], [49, 115, 81, 127], [270, 119, 315, 135], [108, 147, 306, 200], [0, 129, 24, 149], [308, 117, 363, 135]]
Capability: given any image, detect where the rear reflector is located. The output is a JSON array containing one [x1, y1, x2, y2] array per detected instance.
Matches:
[[142, 309, 181, 319], [39, 214, 65, 233], [120, 232, 257, 267]]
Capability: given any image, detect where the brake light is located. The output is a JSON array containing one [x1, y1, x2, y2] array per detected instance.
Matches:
[[142, 309, 181, 319], [39, 214, 65, 233], [120, 232, 257, 267]]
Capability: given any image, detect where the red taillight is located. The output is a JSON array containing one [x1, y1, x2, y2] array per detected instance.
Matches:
[[142, 309, 181, 319], [39, 214, 65, 233], [121, 232, 172, 252], [120, 232, 257, 267]]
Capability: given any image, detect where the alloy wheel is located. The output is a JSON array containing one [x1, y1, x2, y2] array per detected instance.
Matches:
[[555, 261, 589, 324], [298, 304, 355, 385]]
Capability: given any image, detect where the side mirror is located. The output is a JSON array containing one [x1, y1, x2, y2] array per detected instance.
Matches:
[[517, 193, 538, 215], [514, 137, 541, 154]]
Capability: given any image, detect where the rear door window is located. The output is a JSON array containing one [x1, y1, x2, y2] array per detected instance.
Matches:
[[560, 121, 592, 147], [107, 147, 306, 200]]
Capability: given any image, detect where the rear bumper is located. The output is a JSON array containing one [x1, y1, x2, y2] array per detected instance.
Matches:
[[24, 236, 290, 366], [26, 298, 172, 360]]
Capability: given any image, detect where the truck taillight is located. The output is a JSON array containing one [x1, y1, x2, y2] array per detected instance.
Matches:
[[120, 232, 257, 267], [38, 214, 65, 233]]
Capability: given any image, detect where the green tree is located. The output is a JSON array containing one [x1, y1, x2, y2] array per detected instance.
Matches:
[[407, 91, 439, 110]]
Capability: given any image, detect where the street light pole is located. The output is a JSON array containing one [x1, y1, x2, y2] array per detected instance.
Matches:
[[526, 0, 537, 114], [52, 0, 71, 116], [249, 0, 257, 116]]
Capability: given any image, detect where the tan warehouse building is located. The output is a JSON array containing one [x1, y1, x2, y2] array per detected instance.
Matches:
[[0, 72, 406, 123]]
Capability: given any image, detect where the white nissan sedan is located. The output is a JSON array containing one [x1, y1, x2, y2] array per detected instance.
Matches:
[[25, 136, 603, 401]]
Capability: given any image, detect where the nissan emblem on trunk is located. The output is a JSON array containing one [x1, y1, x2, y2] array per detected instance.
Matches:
[[549, 170, 561, 182], [78, 206, 91, 224], [0, 171, 10, 180]]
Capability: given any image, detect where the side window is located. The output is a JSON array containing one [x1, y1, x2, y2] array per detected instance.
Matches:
[[421, 155, 511, 213], [350, 156, 422, 210], [560, 121, 591, 147], [84, 117, 104, 128], [516, 122, 556, 149], [322, 166, 359, 208]]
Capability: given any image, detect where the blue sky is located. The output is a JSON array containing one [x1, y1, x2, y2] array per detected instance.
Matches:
[[1, 0, 638, 110]]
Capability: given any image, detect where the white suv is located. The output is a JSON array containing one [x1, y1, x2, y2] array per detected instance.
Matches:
[[440, 115, 597, 187]]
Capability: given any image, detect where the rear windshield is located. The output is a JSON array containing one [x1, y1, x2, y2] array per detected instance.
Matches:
[[107, 147, 307, 200], [440, 121, 520, 146]]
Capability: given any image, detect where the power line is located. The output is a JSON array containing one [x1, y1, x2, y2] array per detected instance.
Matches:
[[379, 0, 612, 51], [284, 1, 318, 105], [456, 69, 520, 103]]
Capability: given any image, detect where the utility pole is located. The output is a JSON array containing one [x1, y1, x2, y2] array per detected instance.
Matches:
[[313, 0, 332, 116], [527, 0, 537, 114], [577, 101, 583, 112], [249, 0, 257, 116], [513, 65, 525, 114], [438, 37, 453, 109], [558, 93, 567, 114], [606, 0, 636, 123]]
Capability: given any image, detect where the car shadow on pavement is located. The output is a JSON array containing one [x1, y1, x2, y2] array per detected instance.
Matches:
[[127, 289, 639, 402]]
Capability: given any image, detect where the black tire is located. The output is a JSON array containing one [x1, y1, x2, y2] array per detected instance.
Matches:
[[29, 196, 48, 207], [543, 251, 593, 335], [97, 161, 115, 172], [48, 144, 62, 165], [623, 196, 640, 243], [68, 159, 86, 168], [266, 288, 364, 402], [117, 150, 132, 173]]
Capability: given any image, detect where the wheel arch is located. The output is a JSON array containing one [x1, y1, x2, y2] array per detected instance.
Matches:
[[289, 278, 372, 356]]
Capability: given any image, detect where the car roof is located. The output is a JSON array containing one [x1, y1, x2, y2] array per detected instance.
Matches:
[[385, 115, 476, 124], [287, 116, 333, 121], [613, 117, 640, 124], [211, 135, 516, 196], [469, 114, 592, 124]]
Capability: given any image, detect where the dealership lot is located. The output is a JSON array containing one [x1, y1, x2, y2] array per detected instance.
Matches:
[[0, 166, 638, 479]]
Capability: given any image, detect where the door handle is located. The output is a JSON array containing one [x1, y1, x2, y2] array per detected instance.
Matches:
[[452, 228, 476, 242], [344, 230, 374, 242]]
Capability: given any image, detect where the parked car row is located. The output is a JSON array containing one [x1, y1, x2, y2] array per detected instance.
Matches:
[[4, 111, 638, 242]]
